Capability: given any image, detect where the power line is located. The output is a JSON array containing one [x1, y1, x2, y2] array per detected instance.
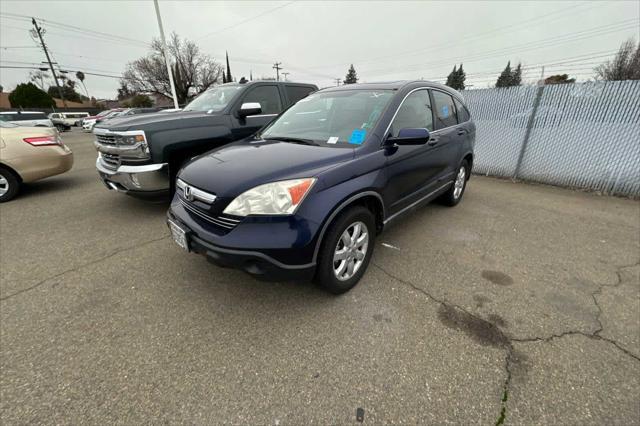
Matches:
[[197, 1, 296, 40], [0, 12, 150, 47], [361, 21, 637, 78], [306, 1, 605, 70]]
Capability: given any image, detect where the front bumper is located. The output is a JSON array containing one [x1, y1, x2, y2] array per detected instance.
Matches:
[[96, 156, 170, 197], [167, 205, 318, 282]]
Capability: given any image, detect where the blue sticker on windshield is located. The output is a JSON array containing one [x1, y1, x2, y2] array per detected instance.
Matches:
[[349, 129, 367, 145], [442, 105, 449, 118]]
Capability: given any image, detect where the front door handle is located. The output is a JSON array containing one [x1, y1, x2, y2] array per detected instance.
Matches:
[[457, 129, 466, 136], [427, 137, 439, 146]]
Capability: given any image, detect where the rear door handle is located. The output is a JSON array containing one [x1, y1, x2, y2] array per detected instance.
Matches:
[[427, 138, 439, 146], [457, 129, 466, 136]]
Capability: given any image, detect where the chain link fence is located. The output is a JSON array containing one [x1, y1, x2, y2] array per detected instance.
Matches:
[[463, 80, 640, 196]]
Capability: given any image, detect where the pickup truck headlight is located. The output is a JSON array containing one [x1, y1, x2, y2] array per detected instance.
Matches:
[[223, 178, 316, 216]]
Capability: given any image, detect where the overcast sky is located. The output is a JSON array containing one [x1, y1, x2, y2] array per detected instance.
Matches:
[[1, 0, 638, 99]]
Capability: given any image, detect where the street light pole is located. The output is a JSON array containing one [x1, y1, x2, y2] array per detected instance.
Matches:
[[153, 0, 179, 109]]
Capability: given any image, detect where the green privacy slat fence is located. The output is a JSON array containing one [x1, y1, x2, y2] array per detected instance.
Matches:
[[463, 80, 640, 196]]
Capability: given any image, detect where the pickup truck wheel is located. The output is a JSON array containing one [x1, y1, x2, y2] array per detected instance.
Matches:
[[315, 206, 376, 294], [439, 160, 469, 207], [0, 167, 20, 203], [55, 124, 65, 132]]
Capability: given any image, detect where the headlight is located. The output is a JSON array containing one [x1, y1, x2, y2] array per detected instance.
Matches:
[[223, 178, 316, 216], [116, 132, 149, 159]]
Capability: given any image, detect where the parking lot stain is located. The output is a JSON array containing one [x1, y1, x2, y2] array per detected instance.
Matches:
[[481, 270, 514, 286], [373, 314, 392, 323], [487, 313, 508, 328], [473, 294, 491, 308], [437, 304, 509, 348]]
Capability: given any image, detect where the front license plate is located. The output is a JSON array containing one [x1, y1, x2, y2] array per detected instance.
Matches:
[[168, 220, 189, 251]]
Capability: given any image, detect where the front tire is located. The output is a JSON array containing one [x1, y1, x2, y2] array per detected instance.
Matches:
[[315, 206, 376, 294], [0, 167, 20, 203], [439, 160, 469, 206]]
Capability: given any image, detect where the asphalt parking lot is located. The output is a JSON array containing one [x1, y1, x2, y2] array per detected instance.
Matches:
[[1, 128, 639, 425]]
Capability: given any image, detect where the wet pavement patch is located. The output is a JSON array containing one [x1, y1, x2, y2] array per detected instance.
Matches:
[[482, 270, 514, 286], [437, 304, 510, 348]]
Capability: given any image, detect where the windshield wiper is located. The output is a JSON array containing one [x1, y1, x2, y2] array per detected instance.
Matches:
[[263, 136, 317, 146]]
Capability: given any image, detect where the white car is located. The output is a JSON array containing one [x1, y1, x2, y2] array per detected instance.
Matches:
[[0, 111, 53, 128], [48, 112, 90, 127], [82, 118, 97, 132]]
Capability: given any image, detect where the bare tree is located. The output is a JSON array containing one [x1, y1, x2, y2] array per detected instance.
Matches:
[[29, 70, 50, 90], [595, 38, 640, 81], [122, 33, 222, 105]]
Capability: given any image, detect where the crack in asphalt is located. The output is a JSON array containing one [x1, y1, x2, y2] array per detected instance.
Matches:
[[371, 260, 640, 425], [0, 235, 170, 302]]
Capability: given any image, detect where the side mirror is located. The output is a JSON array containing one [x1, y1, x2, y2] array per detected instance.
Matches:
[[238, 102, 262, 118], [386, 128, 430, 146]]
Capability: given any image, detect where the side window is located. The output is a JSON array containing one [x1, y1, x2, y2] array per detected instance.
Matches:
[[390, 90, 434, 136], [285, 86, 314, 105], [242, 85, 282, 115], [454, 98, 470, 122], [432, 91, 458, 129]]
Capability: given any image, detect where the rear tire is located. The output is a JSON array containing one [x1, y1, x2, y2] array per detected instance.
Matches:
[[315, 206, 376, 294], [439, 160, 469, 207], [0, 167, 20, 203]]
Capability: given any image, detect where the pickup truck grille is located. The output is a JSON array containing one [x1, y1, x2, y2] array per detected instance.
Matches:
[[96, 134, 118, 145], [100, 153, 120, 169]]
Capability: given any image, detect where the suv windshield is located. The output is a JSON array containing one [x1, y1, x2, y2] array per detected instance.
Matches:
[[261, 89, 394, 147], [183, 86, 243, 112]]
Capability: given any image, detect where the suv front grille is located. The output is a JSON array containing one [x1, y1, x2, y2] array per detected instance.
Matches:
[[176, 182, 240, 232], [178, 198, 241, 230]]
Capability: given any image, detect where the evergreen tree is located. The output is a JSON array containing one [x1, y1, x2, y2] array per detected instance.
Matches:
[[511, 63, 522, 86], [225, 51, 232, 83], [9, 82, 55, 108], [455, 63, 466, 90], [446, 65, 457, 88], [496, 61, 512, 87], [343, 64, 358, 84]]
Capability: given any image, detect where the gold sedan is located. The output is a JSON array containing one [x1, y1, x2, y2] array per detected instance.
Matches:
[[0, 121, 73, 202]]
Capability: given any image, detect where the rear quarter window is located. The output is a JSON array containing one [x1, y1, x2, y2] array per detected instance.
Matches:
[[454, 98, 471, 122]]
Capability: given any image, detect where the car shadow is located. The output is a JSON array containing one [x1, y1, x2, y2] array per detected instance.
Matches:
[[18, 175, 85, 200]]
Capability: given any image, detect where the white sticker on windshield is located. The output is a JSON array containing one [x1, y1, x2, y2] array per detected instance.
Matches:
[[327, 136, 339, 144]]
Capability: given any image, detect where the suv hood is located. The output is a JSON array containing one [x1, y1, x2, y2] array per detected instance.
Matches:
[[94, 110, 225, 132], [178, 139, 354, 197]]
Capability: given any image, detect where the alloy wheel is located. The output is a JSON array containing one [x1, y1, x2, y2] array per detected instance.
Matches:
[[0, 174, 8, 197], [333, 221, 369, 281], [453, 166, 466, 199]]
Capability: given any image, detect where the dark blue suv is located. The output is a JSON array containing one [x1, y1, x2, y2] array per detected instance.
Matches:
[[167, 81, 475, 293]]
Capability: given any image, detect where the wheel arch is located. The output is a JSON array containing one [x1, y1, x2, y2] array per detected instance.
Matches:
[[0, 162, 23, 183], [462, 152, 474, 179], [312, 190, 385, 264]]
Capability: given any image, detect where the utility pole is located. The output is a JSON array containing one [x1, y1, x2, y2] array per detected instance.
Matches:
[[273, 62, 282, 81], [153, 0, 179, 109], [282, 72, 289, 81], [31, 18, 66, 107], [334, 78, 341, 86]]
